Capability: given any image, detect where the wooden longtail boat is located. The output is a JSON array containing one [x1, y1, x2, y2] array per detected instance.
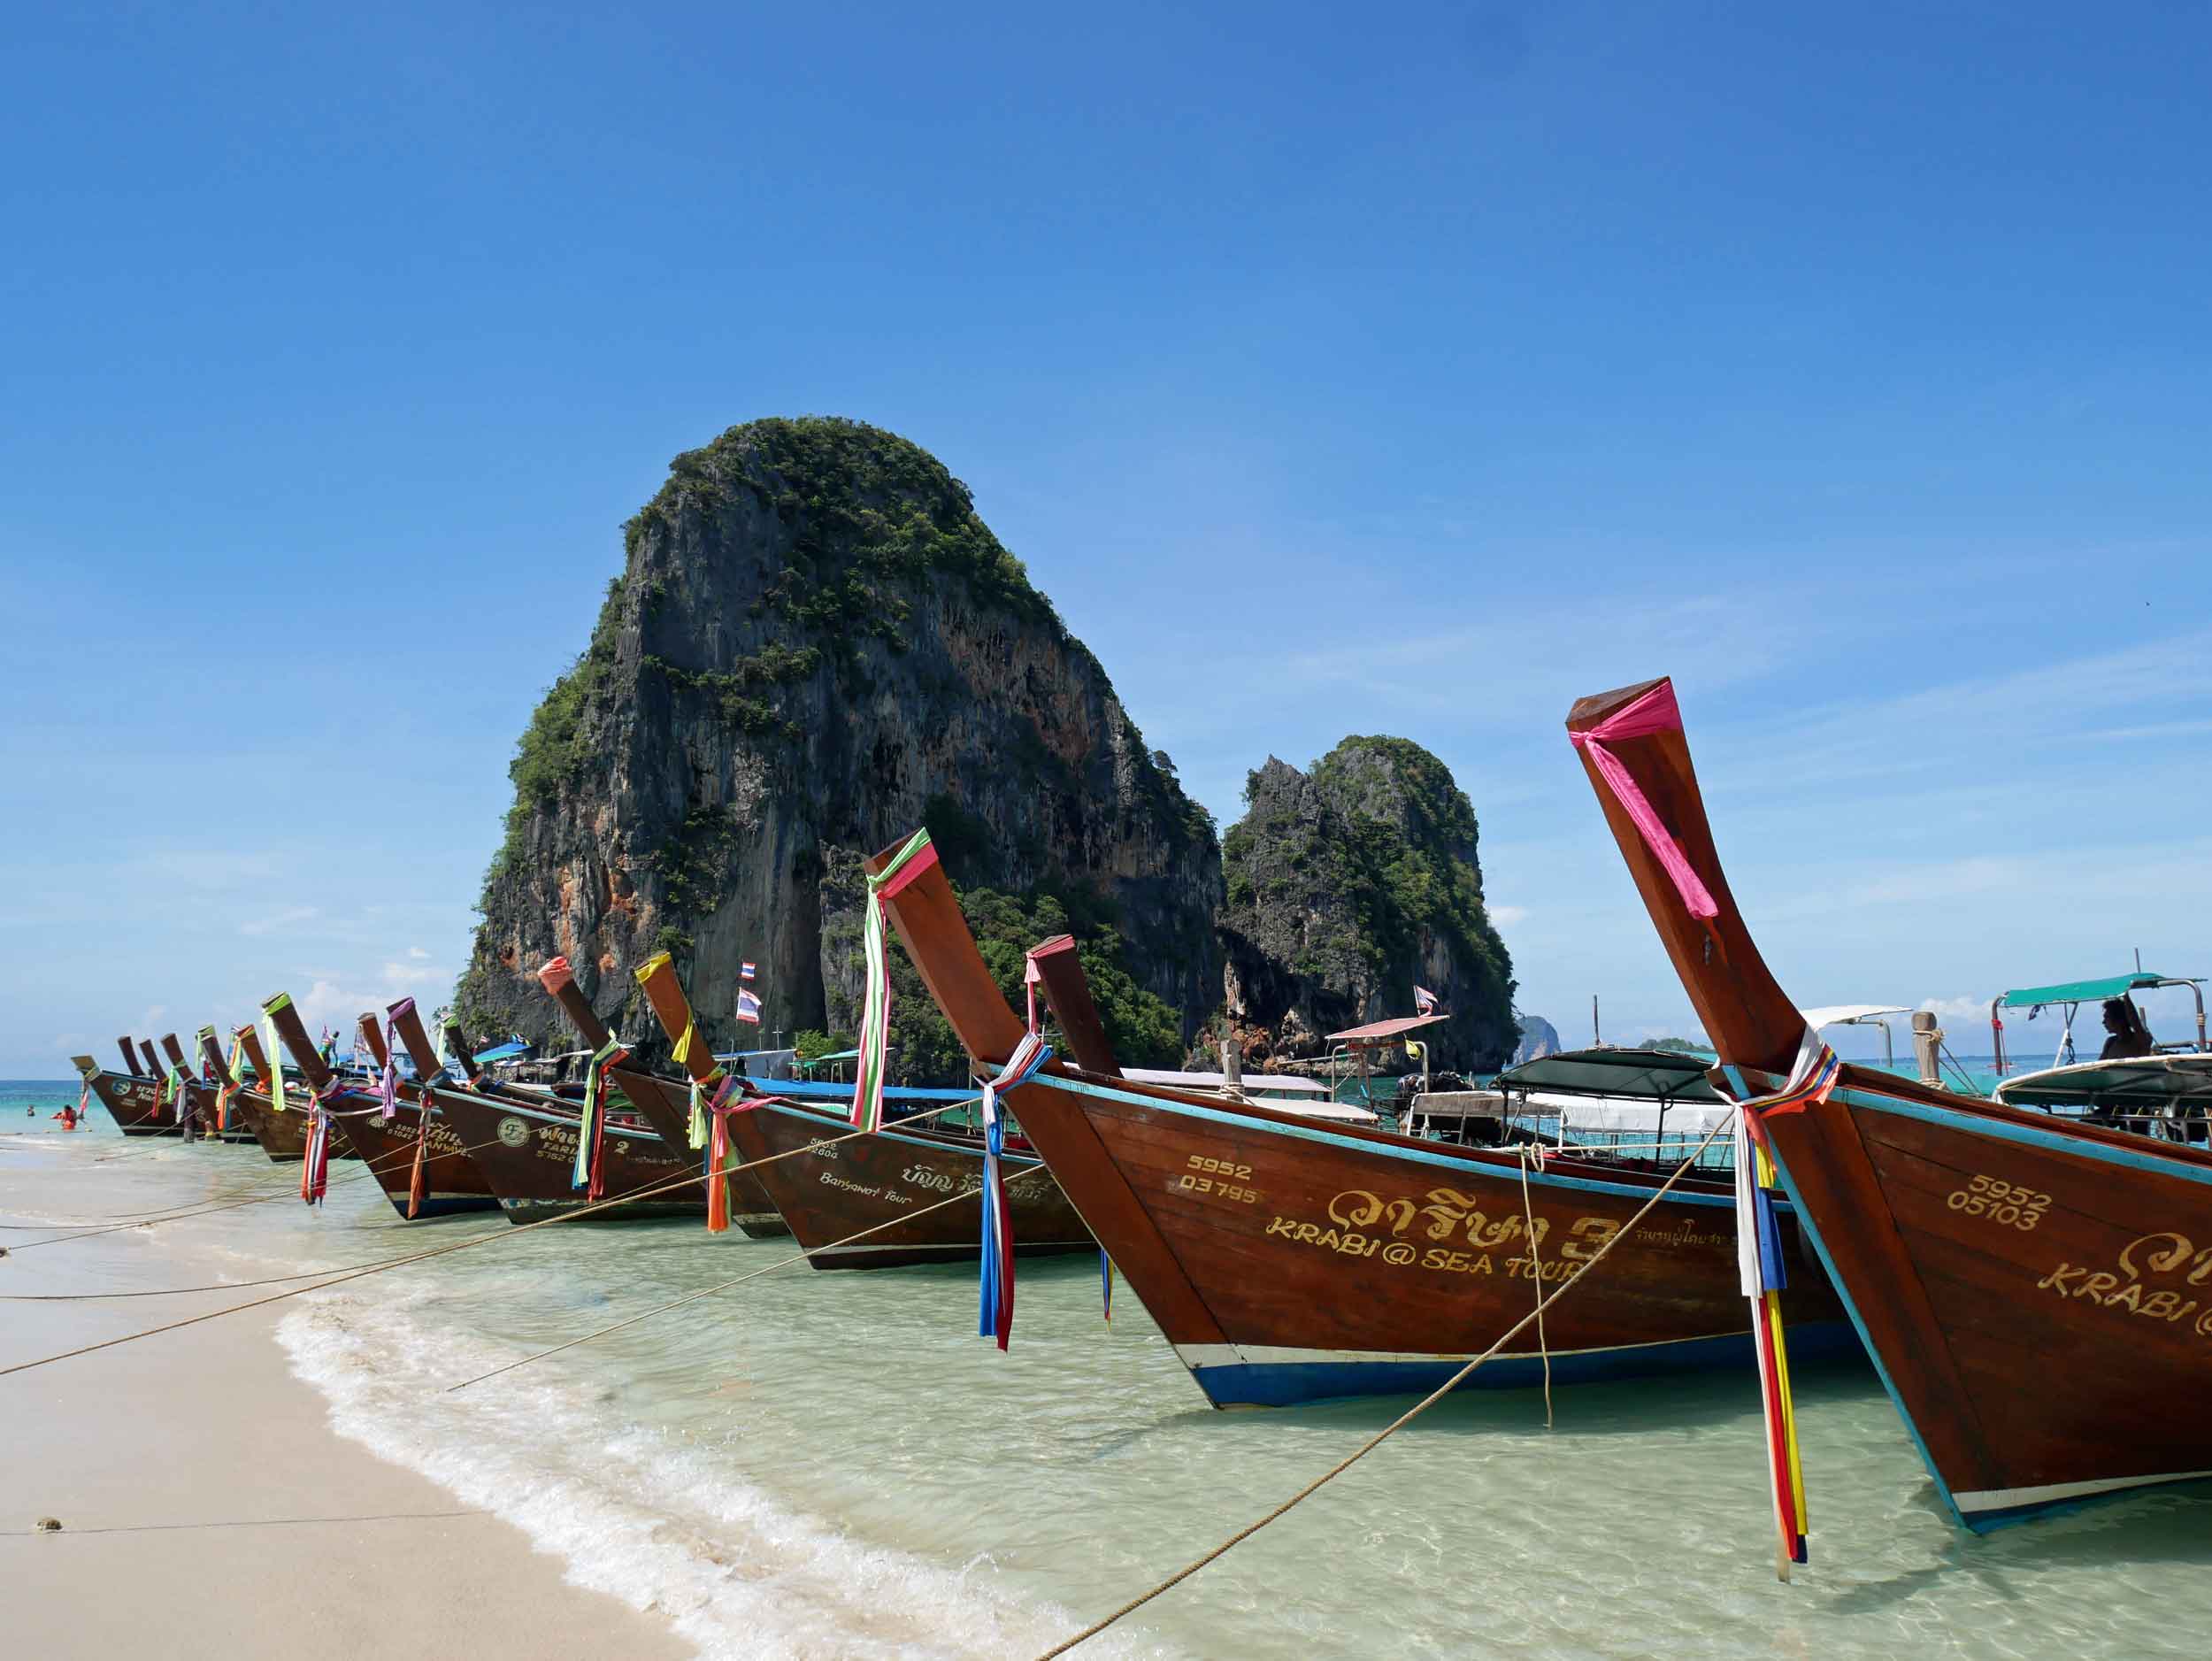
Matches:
[[628, 951, 1089, 1267], [158, 1032, 230, 1143], [229, 1023, 312, 1161], [1566, 674, 2212, 1530], [186, 1027, 258, 1143], [367, 1007, 705, 1226], [520, 972, 789, 1235], [259, 1001, 502, 1219], [74, 1038, 177, 1134], [870, 840, 1855, 1405]]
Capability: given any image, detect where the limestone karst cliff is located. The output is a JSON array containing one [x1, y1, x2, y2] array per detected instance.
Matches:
[[1217, 738, 1517, 1073], [456, 417, 1219, 1074]]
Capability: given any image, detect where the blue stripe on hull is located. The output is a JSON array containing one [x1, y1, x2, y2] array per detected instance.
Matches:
[[1959, 1475, 2212, 1534], [1189, 1321, 1863, 1408], [379, 1194, 503, 1219]]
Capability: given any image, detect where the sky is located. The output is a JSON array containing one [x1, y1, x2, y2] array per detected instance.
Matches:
[[3, 3, 2208, 1074]]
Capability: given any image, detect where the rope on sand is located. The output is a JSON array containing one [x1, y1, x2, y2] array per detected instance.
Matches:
[[0, 1096, 987, 1376], [1035, 1111, 1738, 1659]]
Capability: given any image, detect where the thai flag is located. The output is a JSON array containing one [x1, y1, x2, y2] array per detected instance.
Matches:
[[741, 961, 757, 982], [735, 988, 763, 1026], [1415, 986, 1439, 1014]]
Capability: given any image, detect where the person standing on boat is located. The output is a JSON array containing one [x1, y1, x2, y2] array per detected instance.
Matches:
[[2099, 998, 2154, 1060]]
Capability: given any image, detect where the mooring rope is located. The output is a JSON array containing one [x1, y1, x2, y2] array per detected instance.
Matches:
[[1516, 1147, 1553, 1430], [444, 1163, 1048, 1393], [0, 1095, 991, 1377], [1037, 1110, 1739, 1659]]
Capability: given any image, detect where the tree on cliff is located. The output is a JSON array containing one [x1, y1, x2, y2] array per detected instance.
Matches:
[[1217, 737, 1517, 1072], [456, 417, 1218, 1077]]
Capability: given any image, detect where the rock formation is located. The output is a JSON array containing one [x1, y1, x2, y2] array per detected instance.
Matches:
[[1511, 1013, 1563, 1065], [457, 418, 1219, 1074], [1217, 738, 1517, 1073]]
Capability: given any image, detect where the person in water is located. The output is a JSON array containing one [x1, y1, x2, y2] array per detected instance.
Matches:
[[2099, 998, 2155, 1060]]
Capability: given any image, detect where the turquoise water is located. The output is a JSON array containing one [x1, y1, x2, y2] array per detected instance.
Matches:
[[4, 1091, 2210, 1657], [2, 1077, 101, 1133]]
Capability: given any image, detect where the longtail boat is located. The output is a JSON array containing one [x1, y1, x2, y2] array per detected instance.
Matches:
[[868, 834, 1854, 1404], [74, 1037, 177, 1134], [228, 1022, 312, 1161], [1566, 674, 2212, 1530], [157, 1032, 228, 1143], [533, 957, 786, 1235], [369, 1005, 706, 1225], [185, 1027, 258, 1143], [629, 950, 1091, 1266], [261, 999, 502, 1219]]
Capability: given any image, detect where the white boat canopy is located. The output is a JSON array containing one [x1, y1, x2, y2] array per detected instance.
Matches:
[[1798, 1005, 1910, 1030]]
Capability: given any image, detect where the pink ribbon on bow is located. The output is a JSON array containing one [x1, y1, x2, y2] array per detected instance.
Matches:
[[1569, 681, 1718, 921]]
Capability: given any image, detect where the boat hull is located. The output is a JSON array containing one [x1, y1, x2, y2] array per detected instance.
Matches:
[[327, 1096, 502, 1219], [426, 1086, 707, 1224], [230, 1089, 312, 1161], [184, 1078, 258, 1143], [724, 1096, 1094, 1269], [1007, 1071, 1853, 1408], [1763, 1073, 2212, 1529], [603, 1065, 787, 1237], [85, 1070, 183, 1135]]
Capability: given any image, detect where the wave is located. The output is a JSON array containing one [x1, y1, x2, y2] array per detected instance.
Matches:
[[276, 1285, 1153, 1660]]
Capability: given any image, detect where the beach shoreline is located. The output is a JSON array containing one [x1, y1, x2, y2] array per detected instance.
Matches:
[[0, 1133, 693, 1661]]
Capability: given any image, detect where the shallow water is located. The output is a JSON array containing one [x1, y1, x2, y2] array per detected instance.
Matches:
[[7, 1095, 2210, 1658]]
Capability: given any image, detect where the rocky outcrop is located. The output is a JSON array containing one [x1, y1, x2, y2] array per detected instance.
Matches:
[[1512, 1014, 1563, 1065], [1217, 738, 1517, 1073], [457, 418, 1219, 1073]]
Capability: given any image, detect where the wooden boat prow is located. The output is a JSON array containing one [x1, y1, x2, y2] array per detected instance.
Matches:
[[1568, 673, 2212, 1530], [870, 831, 1853, 1406]]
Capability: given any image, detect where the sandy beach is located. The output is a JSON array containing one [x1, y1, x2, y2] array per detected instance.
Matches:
[[0, 1134, 691, 1661]]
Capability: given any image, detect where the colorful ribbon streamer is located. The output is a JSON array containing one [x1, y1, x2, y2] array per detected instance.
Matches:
[[978, 1031, 1052, 1350], [1727, 1031, 1840, 1578], [258, 1015, 289, 1114], [301, 1076, 342, 1205], [672, 1019, 713, 1149], [850, 830, 937, 1134], [380, 1000, 411, 1121], [571, 1035, 630, 1200]]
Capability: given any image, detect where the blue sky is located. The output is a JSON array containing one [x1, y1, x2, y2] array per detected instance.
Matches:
[[4, 3, 2208, 1074]]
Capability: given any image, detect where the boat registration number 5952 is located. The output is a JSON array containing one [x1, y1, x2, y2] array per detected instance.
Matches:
[[1947, 1173, 2049, 1232]]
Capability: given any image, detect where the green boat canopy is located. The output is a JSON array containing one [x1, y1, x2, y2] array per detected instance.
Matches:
[[1492, 1046, 1725, 1103], [1999, 973, 2190, 1010], [1993, 1056, 2212, 1111]]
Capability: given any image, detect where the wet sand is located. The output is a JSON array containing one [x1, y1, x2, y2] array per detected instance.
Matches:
[[0, 1134, 693, 1661]]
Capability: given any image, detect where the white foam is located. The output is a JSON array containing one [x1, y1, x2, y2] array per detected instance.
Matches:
[[276, 1287, 1156, 1660]]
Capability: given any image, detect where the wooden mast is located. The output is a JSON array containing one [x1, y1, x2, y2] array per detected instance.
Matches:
[[235, 1022, 274, 1088], [541, 958, 629, 1058], [116, 1036, 143, 1075], [357, 1012, 389, 1071], [387, 1001, 444, 1080], [631, 954, 722, 1086], [1025, 934, 1120, 1075], [263, 995, 340, 1092], [1564, 677, 1804, 1076], [136, 1039, 165, 1079]]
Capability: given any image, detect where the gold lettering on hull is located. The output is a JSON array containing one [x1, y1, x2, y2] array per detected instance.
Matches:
[[2038, 1231, 2212, 1338]]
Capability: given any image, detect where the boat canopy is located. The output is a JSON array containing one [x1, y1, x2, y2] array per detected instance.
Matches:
[[1799, 1004, 1909, 1029], [2000, 973, 2190, 1010], [470, 1038, 530, 1065], [1993, 1055, 2212, 1111], [1325, 1013, 1449, 1045], [1123, 1066, 1326, 1097], [1492, 1045, 1724, 1103]]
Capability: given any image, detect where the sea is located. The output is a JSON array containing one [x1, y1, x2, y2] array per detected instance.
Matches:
[[5, 1074, 2210, 1659]]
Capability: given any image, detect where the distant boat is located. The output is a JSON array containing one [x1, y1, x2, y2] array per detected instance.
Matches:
[[1566, 673, 2212, 1532], [73, 1037, 179, 1135], [624, 951, 1085, 1265], [871, 836, 1855, 1408]]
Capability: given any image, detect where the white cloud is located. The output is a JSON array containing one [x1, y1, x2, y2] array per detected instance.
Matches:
[[1917, 996, 1993, 1022], [1491, 904, 1529, 927], [138, 1004, 166, 1028], [406, 945, 430, 960]]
